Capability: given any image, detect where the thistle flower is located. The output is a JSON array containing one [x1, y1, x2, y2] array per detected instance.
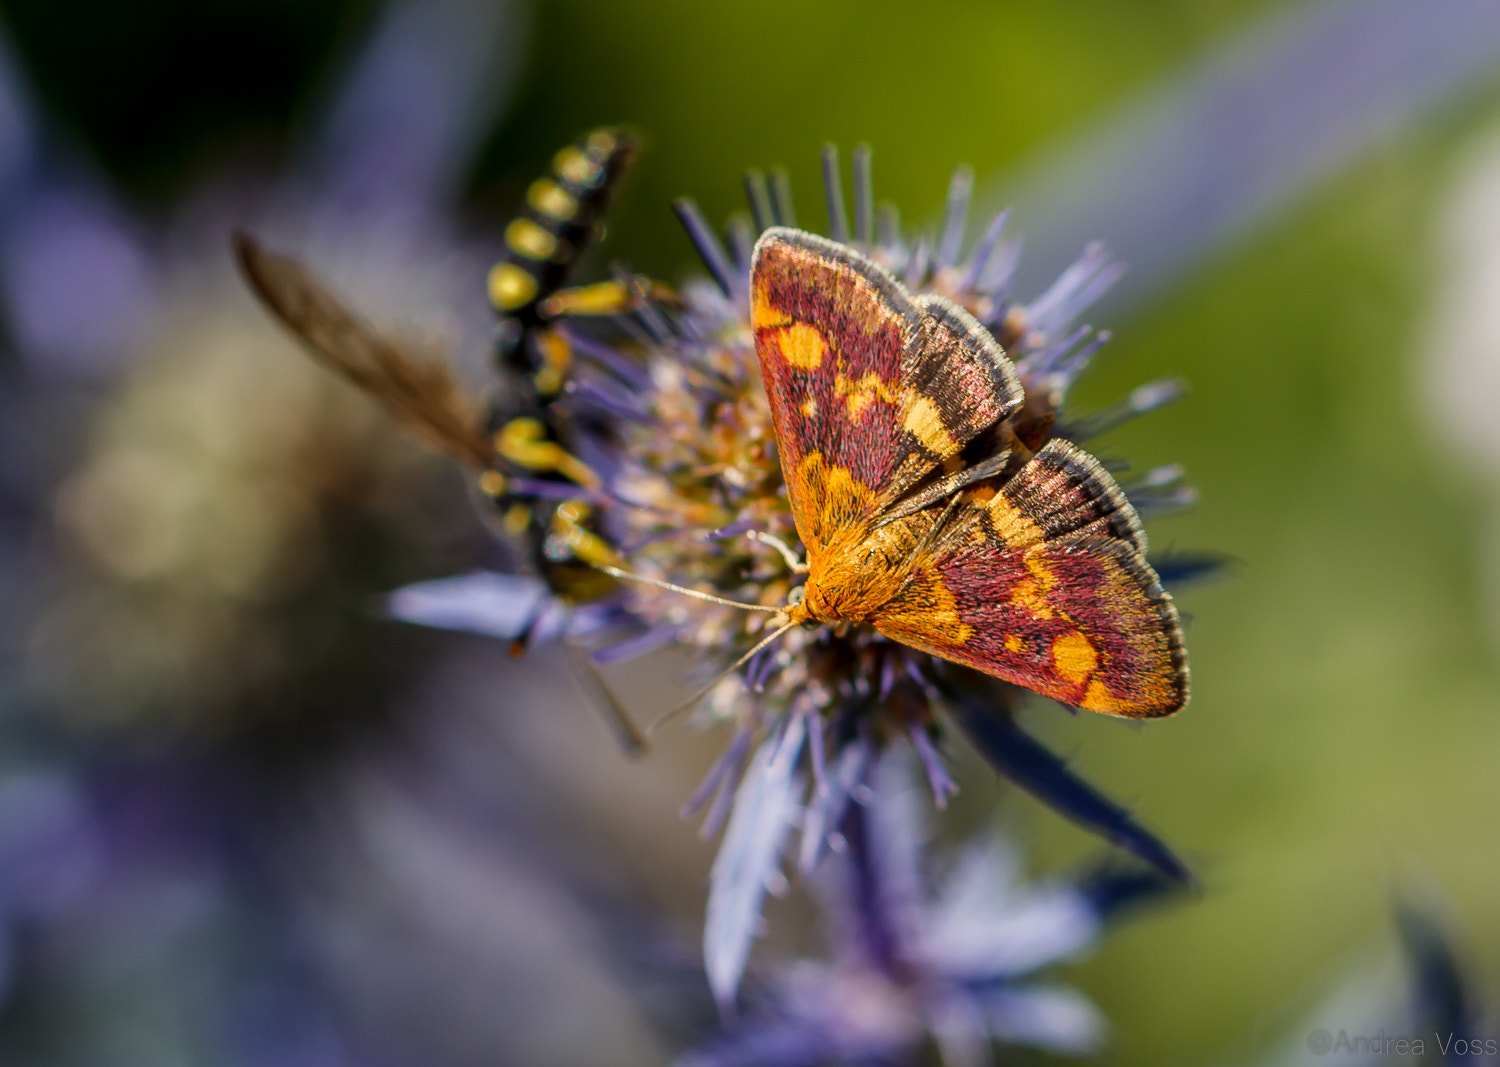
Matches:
[[392, 143, 1211, 1004], [678, 752, 1180, 1066]]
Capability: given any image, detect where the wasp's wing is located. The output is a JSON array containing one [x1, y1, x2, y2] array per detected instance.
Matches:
[[233, 232, 493, 469], [872, 440, 1188, 717]]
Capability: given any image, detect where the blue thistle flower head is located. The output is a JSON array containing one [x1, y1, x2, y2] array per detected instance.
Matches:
[[386, 140, 1214, 1004]]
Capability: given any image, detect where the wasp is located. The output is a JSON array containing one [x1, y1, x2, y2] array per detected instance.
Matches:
[[231, 132, 660, 751], [480, 127, 645, 602]]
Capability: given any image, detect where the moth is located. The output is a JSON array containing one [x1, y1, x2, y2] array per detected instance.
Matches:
[[748, 228, 1188, 717]]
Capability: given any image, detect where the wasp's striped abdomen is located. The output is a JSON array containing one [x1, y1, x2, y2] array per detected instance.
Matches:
[[488, 127, 637, 367]]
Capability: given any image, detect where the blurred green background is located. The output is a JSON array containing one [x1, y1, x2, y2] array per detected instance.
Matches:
[[6, 0, 1500, 1063]]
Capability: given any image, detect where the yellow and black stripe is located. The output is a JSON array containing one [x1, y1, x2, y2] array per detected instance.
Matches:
[[489, 127, 638, 368], [477, 129, 644, 641]]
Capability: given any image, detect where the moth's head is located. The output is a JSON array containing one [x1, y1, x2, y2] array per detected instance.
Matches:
[[784, 584, 821, 630], [785, 582, 808, 619], [794, 576, 854, 628]]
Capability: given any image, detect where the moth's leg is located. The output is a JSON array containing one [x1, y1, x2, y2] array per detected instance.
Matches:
[[747, 529, 809, 574]]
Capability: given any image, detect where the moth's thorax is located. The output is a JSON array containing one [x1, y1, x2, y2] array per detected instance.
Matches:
[[796, 523, 917, 624]]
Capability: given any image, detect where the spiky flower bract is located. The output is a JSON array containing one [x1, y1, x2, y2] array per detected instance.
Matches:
[[677, 751, 1181, 1066]]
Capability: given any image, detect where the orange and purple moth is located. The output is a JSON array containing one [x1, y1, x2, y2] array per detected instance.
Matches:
[[750, 228, 1188, 717]]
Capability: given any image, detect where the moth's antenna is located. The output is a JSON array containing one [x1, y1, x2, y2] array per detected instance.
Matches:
[[647, 618, 799, 733], [594, 563, 782, 614]]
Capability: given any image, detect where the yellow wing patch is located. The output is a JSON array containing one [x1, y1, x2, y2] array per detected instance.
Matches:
[[779, 322, 827, 370], [1084, 680, 1114, 709], [989, 493, 1043, 549], [873, 565, 975, 647], [835, 371, 900, 419], [903, 395, 959, 458], [1009, 553, 1058, 620], [795, 451, 878, 560], [1050, 631, 1098, 684], [752, 295, 792, 329]]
